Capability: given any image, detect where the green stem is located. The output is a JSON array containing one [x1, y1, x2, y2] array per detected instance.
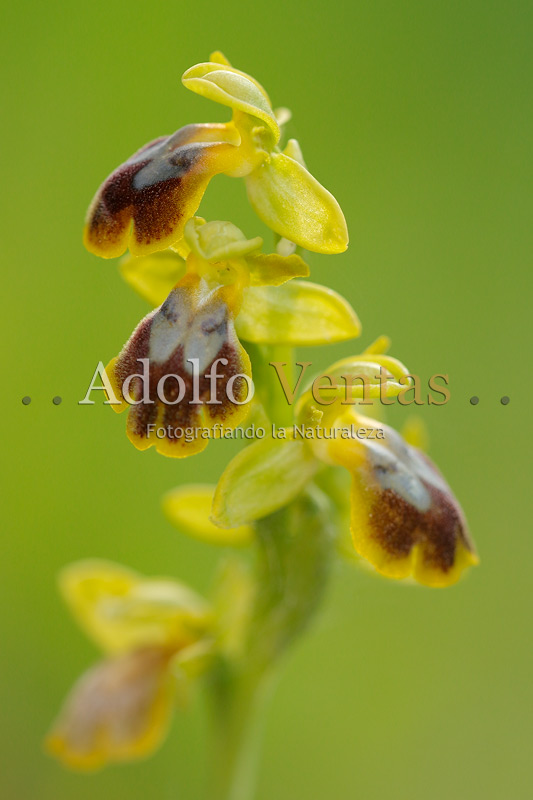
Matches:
[[245, 344, 295, 429], [209, 666, 273, 800], [208, 488, 335, 800]]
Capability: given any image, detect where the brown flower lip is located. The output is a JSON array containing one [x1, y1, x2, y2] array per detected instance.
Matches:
[[46, 646, 174, 770], [109, 277, 252, 455], [363, 431, 477, 578], [84, 124, 239, 258]]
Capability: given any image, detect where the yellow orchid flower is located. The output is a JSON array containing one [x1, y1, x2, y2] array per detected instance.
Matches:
[[312, 410, 479, 587], [106, 219, 310, 457], [120, 219, 360, 348], [182, 54, 348, 254], [211, 408, 478, 587], [46, 560, 211, 770], [210, 335, 478, 588], [64, 41, 482, 795], [84, 52, 348, 259]]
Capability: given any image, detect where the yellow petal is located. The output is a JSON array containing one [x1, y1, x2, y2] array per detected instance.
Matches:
[[364, 334, 391, 355], [275, 107, 292, 126], [209, 50, 232, 66], [170, 236, 192, 260], [84, 123, 241, 259], [276, 237, 297, 257], [59, 560, 210, 654], [326, 416, 479, 587], [283, 138, 306, 167], [321, 353, 412, 400], [246, 152, 348, 254], [184, 217, 262, 262], [120, 250, 186, 306], [236, 280, 360, 345], [46, 647, 174, 770], [182, 62, 279, 143], [244, 252, 309, 287], [163, 484, 253, 546], [294, 349, 412, 420]]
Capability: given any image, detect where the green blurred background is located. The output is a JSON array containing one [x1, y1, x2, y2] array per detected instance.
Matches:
[[2, 1, 532, 797]]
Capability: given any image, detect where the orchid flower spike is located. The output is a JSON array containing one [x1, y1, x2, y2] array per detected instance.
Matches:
[[84, 52, 348, 259]]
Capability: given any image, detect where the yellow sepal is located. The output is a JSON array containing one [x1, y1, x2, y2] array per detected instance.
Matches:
[[246, 152, 348, 254], [163, 484, 253, 545], [182, 61, 279, 143], [58, 560, 210, 654], [120, 250, 186, 306], [283, 138, 306, 167], [323, 353, 412, 398], [237, 280, 360, 345]]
